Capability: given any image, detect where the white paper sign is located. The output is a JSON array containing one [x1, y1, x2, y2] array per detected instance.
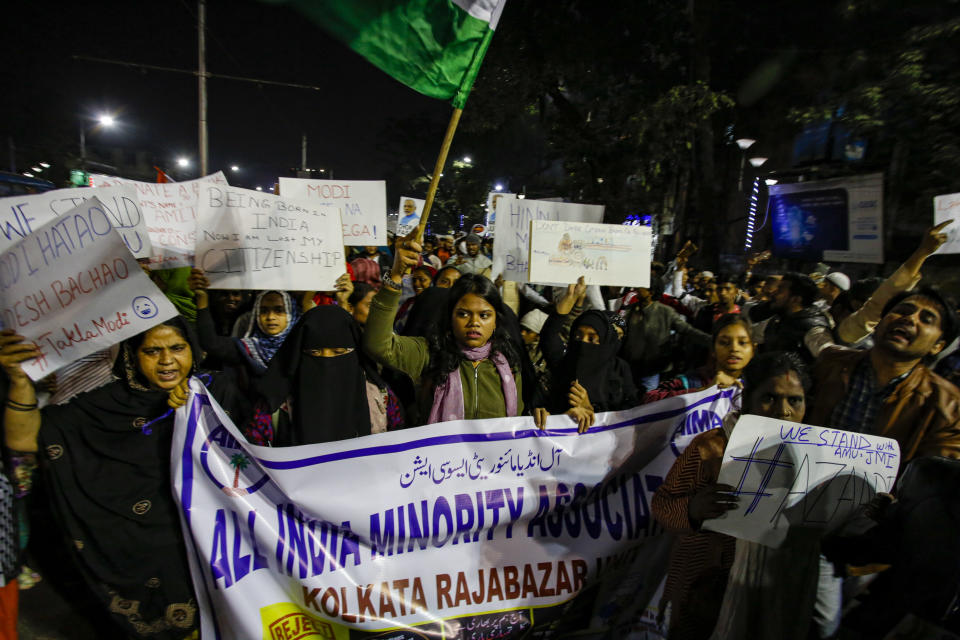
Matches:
[[174, 380, 736, 638], [397, 196, 426, 236], [485, 191, 513, 231], [492, 198, 604, 284], [529, 220, 651, 288], [933, 192, 960, 255], [0, 185, 153, 260], [279, 178, 386, 246], [703, 415, 900, 547], [195, 185, 346, 291], [0, 199, 177, 380], [91, 172, 229, 269]]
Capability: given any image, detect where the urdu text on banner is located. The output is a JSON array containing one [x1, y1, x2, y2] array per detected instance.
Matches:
[[174, 381, 739, 639]]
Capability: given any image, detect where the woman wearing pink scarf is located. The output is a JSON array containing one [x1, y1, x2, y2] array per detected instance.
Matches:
[[363, 235, 523, 426]]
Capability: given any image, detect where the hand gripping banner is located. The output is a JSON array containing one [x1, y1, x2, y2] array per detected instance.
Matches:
[[172, 378, 736, 639]]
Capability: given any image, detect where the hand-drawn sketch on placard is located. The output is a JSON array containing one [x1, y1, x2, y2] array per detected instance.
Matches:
[[492, 198, 604, 284], [702, 415, 900, 547], [933, 192, 960, 254], [528, 220, 651, 288]]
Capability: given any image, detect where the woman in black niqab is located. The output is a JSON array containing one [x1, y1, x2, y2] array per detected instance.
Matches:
[[550, 310, 638, 414], [252, 305, 402, 446]]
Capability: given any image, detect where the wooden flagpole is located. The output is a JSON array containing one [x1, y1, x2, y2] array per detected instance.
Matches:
[[413, 107, 463, 243]]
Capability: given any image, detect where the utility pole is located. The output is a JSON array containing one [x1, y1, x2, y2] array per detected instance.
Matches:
[[198, 0, 209, 175], [301, 133, 307, 171]]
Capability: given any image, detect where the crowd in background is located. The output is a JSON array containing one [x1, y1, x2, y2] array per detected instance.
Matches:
[[0, 221, 959, 639]]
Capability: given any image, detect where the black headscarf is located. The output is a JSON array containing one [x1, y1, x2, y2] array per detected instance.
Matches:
[[38, 317, 249, 639], [551, 310, 637, 413], [256, 305, 384, 445]]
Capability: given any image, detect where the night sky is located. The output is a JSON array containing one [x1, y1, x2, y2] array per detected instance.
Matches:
[[2, 0, 449, 188]]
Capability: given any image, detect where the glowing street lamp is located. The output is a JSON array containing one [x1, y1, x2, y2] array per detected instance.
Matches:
[[177, 157, 190, 168], [80, 111, 118, 171]]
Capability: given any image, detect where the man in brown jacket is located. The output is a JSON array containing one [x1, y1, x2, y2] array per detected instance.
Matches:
[[809, 286, 960, 463]]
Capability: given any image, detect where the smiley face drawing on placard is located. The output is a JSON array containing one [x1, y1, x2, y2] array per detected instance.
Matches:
[[132, 296, 159, 319]]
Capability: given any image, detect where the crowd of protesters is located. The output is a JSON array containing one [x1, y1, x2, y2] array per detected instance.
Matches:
[[0, 219, 958, 639]]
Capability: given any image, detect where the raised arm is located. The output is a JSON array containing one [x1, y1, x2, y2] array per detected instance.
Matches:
[[362, 233, 430, 382], [187, 268, 247, 365], [837, 221, 953, 344], [0, 331, 42, 452]]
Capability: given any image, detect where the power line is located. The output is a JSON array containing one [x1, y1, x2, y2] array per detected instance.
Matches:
[[72, 54, 325, 92]]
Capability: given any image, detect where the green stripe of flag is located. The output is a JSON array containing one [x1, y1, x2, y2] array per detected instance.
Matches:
[[273, 0, 501, 108]]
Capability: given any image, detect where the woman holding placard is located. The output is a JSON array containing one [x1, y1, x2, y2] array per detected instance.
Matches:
[[642, 314, 756, 404], [363, 235, 525, 425], [0, 319, 250, 639], [651, 352, 814, 640], [188, 268, 299, 376]]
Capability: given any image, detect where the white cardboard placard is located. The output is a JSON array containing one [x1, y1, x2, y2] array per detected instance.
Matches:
[[528, 220, 651, 288], [91, 172, 229, 268], [278, 178, 386, 246], [703, 415, 900, 547], [0, 199, 177, 380], [0, 184, 153, 259], [492, 198, 604, 284], [195, 185, 346, 291]]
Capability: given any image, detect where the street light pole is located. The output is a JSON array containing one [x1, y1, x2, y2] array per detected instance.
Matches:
[[79, 124, 86, 172], [736, 138, 756, 192], [198, 0, 209, 176]]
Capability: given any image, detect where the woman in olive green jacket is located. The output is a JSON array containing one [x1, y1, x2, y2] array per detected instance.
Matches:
[[363, 237, 524, 425]]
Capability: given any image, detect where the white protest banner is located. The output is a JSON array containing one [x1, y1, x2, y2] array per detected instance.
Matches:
[[173, 380, 737, 639], [279, 178, 386, 246], [195, 185, 346, 291], [91, 172, 229, 269], [0, 199, 177, 380], [933, 192, 960, 255], [0, 185, 153, 259], [492, 198, 604, 284], [529, 220, 651, 288], [396, 196, 425, 236], [703, 415, 900, 548]]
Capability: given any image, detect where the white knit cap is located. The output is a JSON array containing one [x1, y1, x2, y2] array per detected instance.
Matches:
[[825, 272, 851, 291], [520, 309, 549, 334]]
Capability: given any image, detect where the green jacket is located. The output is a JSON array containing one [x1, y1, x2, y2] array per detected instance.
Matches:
[[363, 287, 524, 422]]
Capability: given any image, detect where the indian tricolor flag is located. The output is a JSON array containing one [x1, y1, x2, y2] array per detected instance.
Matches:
[[277, 0, 505, 108]]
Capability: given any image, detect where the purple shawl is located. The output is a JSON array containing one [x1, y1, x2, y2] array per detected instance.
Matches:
[[428, 342, 518, 424]]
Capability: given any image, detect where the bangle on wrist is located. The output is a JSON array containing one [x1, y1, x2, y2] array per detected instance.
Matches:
[[381, 272, 402, 291], [7, 400, 38, 412]]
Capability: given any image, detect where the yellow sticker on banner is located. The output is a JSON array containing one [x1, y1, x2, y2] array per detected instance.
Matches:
[[260, 603, 345, 640]]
